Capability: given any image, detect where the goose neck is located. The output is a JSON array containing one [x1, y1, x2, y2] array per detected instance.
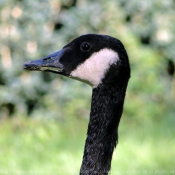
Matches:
[[80, 85, 125, 175]]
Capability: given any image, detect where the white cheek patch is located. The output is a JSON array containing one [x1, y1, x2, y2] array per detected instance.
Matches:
[[70, 48, 119, 88]]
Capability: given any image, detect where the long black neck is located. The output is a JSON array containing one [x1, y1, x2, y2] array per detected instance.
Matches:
[[80, 83, 127, 175]]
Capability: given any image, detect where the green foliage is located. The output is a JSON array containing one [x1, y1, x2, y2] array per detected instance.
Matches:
[[0, 0, 175, 117], [0, 0, 175, 174]]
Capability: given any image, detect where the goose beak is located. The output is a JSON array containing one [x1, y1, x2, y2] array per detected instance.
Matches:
[[23, 49, 65, 74]]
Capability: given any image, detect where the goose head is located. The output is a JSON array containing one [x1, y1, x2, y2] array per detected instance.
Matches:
[[24, 34, 130, 88]]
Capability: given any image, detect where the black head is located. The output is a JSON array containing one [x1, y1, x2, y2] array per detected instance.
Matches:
[[24, 34, 130, 88]]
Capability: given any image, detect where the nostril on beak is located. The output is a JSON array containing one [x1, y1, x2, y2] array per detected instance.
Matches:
[[43, 57, 52, 62]]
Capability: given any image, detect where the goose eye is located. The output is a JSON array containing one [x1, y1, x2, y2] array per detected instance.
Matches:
[[80, 42, 90, 51]]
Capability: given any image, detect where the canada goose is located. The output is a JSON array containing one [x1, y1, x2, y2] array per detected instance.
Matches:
[[23, 34, 130, 175]]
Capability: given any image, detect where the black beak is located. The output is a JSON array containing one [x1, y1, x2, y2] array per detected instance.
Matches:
[[23, 49, 65, 74]]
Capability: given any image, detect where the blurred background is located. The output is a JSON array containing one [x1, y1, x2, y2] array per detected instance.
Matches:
[[0, 0, 175, 174]]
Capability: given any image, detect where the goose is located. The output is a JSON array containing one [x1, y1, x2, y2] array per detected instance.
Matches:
[[23, 34, 130, 175]]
